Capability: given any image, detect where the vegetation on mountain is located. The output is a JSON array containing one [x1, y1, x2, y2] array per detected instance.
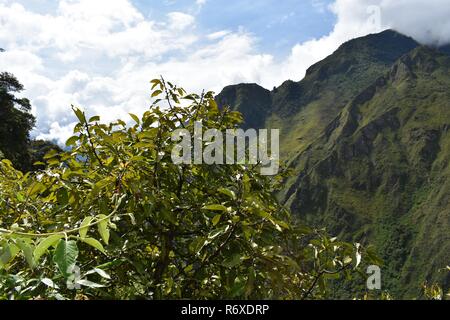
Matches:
[[285, 46, 450, 298], [216, 30, 450, 298]]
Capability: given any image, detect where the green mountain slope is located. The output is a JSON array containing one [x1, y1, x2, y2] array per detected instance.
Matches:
[[216, 31, 450, 298], [217, 30, 419, 160], [216, 83, 272, 130], [285, 46, 450, 297]]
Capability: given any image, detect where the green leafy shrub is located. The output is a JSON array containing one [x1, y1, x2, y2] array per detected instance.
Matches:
[[0, 79, 376, 300]]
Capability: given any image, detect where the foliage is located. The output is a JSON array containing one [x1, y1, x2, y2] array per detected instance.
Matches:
[[0, 50, 59, 172], [0, 78, 376, 300], [421, 266, 450, 300], [28, 140, 63, 171], [0, 71, 35, 171]]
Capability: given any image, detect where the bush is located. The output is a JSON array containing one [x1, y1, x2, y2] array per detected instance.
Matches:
[[0, 79, 376, 300]]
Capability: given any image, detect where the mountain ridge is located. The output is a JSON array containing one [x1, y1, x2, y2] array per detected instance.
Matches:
[[216, 30, 450, 297]]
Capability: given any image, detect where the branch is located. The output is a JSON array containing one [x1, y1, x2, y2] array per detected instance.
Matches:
[[160, 76, 186, 129], [84, 121, 105, 168], [0, 194, 126, 238]]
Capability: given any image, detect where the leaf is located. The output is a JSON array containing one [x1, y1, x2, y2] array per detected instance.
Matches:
[[209, 98, 219, 111], [150, 79, 161, 90], [56, 188, 69, 206], [189, 237, 208, 255], [28, 182, 46, 196], [324, 273, 341, 280], [72, 107, 86, 124], [218, 188, 236, 200], [79, 216, 94, 239], [43, 149, 59, 160], [212, 214, 222, 226], [81, 238, 106, 254], [230, 276, 246, 298], [184, 264, 193, 273], [208, 225, 229, 240], [202, 204, 228, 212], [151, 90, 162, 97], [1, 159, 13, 167], [66, 136, 79, 147], [129, 113, 140, 125], [343, 256, 353, 265], [34, 234, 64, 263], [0, 243, 19, 267], [160, 208, 177, 225], [222, 253, 242, 268], [15, 239, 35, 269], [89, 116, 100, 123], [53, 240, 79, 277], [97, 214, 110, 245]]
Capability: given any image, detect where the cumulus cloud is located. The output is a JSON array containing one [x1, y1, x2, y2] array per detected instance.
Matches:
[[329, 0, 450, 46], [1, 0, 449, 145], [270, 0, 450, 84], [167, 12, 195, 31]]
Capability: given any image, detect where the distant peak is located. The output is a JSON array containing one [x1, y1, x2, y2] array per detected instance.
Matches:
[[304, 29, 419, 79], [219, 83, 269, 94], [337, 29, 418, 52]]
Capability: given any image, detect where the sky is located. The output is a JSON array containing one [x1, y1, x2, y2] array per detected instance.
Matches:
[[1, 0, 450, 145]]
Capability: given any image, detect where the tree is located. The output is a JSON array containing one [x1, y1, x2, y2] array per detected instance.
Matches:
[[0, 79, 378, 300], [0, 70, 35, 171], [0, 48, 59, 171], [28, 140, 62, 170]]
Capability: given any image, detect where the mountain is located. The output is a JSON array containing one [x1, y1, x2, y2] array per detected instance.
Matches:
[[216, 30, 450, 298], [217, 30, 419, 160], [216, 83, 272, 130]]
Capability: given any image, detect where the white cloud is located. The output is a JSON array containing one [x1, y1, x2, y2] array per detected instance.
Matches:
[[37, 121, 78, 146], [167, 12, 195, 31], [0, 1, 196, 60], [1, 0, 450, 145], [207, 30, 232, 40], [270, 0, 450, 83]]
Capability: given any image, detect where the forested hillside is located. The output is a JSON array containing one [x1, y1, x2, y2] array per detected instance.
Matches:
[[217, 30, 450, 298]]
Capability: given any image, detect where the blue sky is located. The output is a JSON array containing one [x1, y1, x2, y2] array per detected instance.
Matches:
[[134, 0, 336, 57], [1, 0, 449, 144], [11, 0, 336, 57]]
